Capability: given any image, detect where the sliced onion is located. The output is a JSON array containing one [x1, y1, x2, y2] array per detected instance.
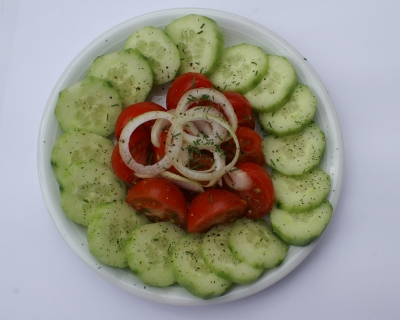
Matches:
[[180, 107, 229, 149], [133, 172, 158, 179], [176, 87, 238, 133], [119, 111, 174, 177], [161, 171, 204, 193], [194, 120, 212, 135], [165, 112, 240, 183], [183, 121, 199, 136], [187, 106, 228, 142], [119, 97, 240, 188], [151, 109, 175, 148], [178, 142, 190, 167], [223, 168, 253, 191]]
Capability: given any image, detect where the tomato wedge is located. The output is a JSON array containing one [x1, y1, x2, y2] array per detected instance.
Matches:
[[187, 189, 248, 233], [111, 129, 153, 184], [222, 126, 265, 166], [230, 162, 275, 219], [126, 177, 188, 228], [166, 72, 213, 110], [111, 145, 138, 185], [223, 92, 255, 129]]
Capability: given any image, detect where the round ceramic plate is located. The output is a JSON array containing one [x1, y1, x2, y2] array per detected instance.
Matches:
[[37, 8, 344, 306]]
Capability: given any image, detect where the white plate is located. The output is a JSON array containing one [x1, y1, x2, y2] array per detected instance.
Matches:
[[37, 8, 344, 306]]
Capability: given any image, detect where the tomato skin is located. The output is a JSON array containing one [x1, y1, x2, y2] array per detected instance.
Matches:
[[111, 129, 153, 184], [222, 126, 265, 166], [126, 178, 188, 228], [111, 144, 138, 185], [187, 189, 248, 233], [231, 162, 275, 219], [166, 72, 213, 110], [223, 92, 255, 129], [152, 127, 181, 175], [114, 102, 165, 141]]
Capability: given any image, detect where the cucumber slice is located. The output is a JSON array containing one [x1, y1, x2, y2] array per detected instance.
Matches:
[[59, 160, 126, 226], [171, 233, 232, 299], [262, 121, 326, 176], [124, 26, 180, 85], [125, 222, 185, 287], [201, 223, 264, 284], [229, 218, 288, 269], [259, 83, 317, 136], [270, 199, 333, 246], [54, 76, 122, 136], [87, 201, 150, 268], [87, 49, 153, 107], [245, 55, 297, 112], [209, 43, 269, 94], [50, 129, 114, 184], [272, 168, 331, 213], [165, 14, 225, 76]]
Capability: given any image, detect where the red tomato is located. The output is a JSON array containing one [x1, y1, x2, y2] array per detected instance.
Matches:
[[126, 177, 188, 228], [166, 72, 213, 110], [231, 162, 275, 219], [114, 102, 165, 141], [187, 189, 248, 233], [223, 92, 255, 129], [222, 126, 265, 166], [111, 144, 136, 185], [152, 127, 181, 175], [111, 129, 153, 184]]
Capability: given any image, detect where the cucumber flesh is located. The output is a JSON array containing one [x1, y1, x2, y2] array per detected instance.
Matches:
[[125, 222, 185, 287], [229, 218, 288, 269], [272, 168, 331, 213], [124, 26, 180, 85], [201, 223, 264, 284], [209, 43, 269, 94], [165, 14, 225, 76], [59, 160, 126, 226], [87, 49, 153, 107], [259, 83, 317, 136], [87, 201, 150, 268], [262, 121, 326, 176], [50, 129, 114, 184], [172, 233, 232, 299], [245, 55, 297, 112], [54, 76, 122, 136], [270, 199, 333, 246]]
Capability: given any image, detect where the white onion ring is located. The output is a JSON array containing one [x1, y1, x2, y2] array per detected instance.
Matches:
[[194, 120, 212, 135], [165, 112, 240, 184], [223, 168, 253, 191], [151, 118, 171, 148], [119, 97, 240, 189], [176, 87, 238, 133], [151, 109, 175, 148], [183, 121, 200, 136], [182, 106, 228, 146], [119, 111, 174, 177], [161, 171, 204, 193]]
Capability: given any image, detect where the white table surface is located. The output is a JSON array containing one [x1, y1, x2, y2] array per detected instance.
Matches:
[[1, 0, 399, 319]]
